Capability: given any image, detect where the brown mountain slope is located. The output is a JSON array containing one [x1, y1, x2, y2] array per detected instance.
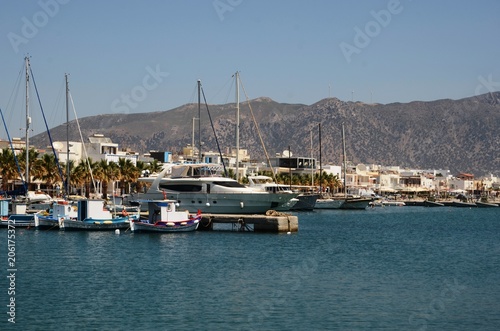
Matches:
[[32, 93, 500, 176]]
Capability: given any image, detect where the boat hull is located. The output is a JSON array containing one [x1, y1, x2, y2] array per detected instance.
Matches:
[[132, 192, 294, 214], [35, 216, 60, 229], [424, 200, 445, 207], [290, 194, 320, 211], [0, 214, 35, 228], [314, 198, 344, 209], [475, 201, 499, 208], [452, 201, 477, 208], [59, 218, 130, 231], [131, 220, 199, 233], [339, 198, 372, 210]]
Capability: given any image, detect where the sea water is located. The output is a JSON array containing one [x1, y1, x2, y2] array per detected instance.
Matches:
[[1, 207, 499, 330]]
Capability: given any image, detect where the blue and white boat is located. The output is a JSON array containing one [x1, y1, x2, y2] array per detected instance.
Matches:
[[130, 200, 201, 233], [59, 200, 131, 231], [35, 200, 78, 230]]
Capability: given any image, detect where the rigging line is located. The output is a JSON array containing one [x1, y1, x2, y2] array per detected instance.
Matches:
[[200, 85, 228, 177], [3, 62, 25, 130], [188, 81, 198, 105], [69, 92, 98, 193], [211, 75, 234, 105], [49, 78, 66, 128], [222, 76, 235, 106], [238, 76, 277, 182], [0, 106, 27, 193], [28, 66, 65, 186]]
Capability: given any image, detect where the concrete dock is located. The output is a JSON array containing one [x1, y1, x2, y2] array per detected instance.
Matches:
[[198, 212, 298, 233]]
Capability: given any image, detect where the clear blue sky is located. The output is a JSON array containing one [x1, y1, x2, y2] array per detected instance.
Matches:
[[1, 0, 499, 137]]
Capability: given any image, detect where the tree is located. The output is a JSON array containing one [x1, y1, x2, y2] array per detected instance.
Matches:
[[0, 148, 19, 192], [117, 158, 139, 195], [17, 147, 39, 190], [31, 153, 60, 192], [73, 158, 98, 198], [148, 159, 163, 174]]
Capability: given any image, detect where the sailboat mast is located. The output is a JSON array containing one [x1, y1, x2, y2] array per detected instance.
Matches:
[[235, 71, 240, 182], [65, 73, 70, 198], [342, 123, 347, 198], [310, 130, 314, 187], [197, 79, 201, 163], [25, 56, 30, 190], [318, 123, 322, 194]]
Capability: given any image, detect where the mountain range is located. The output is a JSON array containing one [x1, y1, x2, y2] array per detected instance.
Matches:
[[31, 92, 500, 176]]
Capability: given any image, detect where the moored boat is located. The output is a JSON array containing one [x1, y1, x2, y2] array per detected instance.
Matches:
[[0, 214, 35, 228], [452, 201, 477, 208], [424, 200, 445, 207], [130, 200, 201, 233], [314, 198, 344, 209], [59, 200, 130, 231], [290, 193, 320, 211], [339, 197, 372, 210], [125, 164, 299, 215], [35, 200, 78, 230], [475, 201, 499, 208], [247, 175, 299, 211]]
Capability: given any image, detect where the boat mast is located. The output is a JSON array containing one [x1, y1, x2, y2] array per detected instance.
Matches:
[[197, 79, 201, 164], [65, 73, 70, 198], [310, 130, 314, 188], [342, 123, 347, 198], [25, 56, 31, 191], [318, 123, 322, 194], [235, 71, 240, 182]]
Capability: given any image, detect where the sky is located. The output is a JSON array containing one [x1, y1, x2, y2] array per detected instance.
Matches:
[[1, 0, 500, 138]]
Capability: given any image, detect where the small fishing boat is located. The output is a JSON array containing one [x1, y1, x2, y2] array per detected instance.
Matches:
[[1, 214, 36, 228], [59, 200, 130, 231], [130, 200, 201, 233], [35, 200, 78, 230]]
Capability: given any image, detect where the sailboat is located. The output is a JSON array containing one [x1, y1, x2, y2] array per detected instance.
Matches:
[[338, 124, 372, 209], [35, 73, 77, 229], [314, 123, 371, 210], [1, 56, 48, 227]]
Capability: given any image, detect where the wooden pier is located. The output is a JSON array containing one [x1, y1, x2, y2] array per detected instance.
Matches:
[[198, 212, 299, 233]]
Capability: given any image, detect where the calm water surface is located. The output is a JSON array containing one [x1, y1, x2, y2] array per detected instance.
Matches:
[[1, 207, 499, 330]]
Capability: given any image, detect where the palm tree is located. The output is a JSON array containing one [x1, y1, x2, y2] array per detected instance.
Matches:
[[94, 159, 119, 200], [117, 158, 139, 195], [134, 160, 149, 193], [0, 148, 19, 193], [31, 153, 61, 193], [148, 159, 163, 175], [73, 158, 98, 198]]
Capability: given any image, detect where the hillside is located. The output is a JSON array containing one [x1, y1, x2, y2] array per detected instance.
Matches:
[[31, 93, 500, 176]]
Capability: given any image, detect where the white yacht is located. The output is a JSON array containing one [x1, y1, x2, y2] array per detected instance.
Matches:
[[246, 175, 299, 211], [126, 164, 299, 214]]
